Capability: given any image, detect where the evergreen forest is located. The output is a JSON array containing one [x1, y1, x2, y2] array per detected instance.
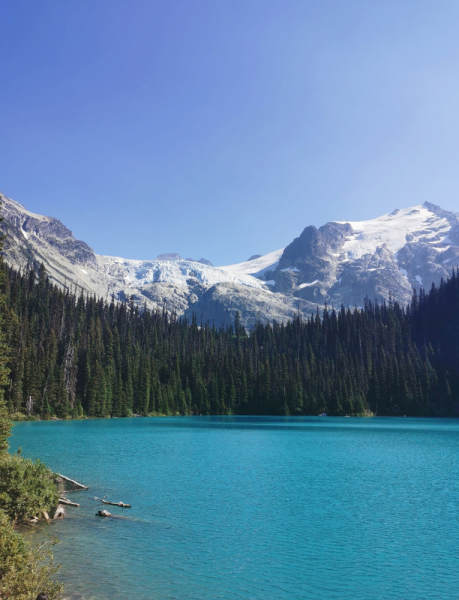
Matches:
[[2, 262, 459, 419]]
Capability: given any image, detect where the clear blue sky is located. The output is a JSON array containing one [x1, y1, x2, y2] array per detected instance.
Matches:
[[1, 1, 459, 265]]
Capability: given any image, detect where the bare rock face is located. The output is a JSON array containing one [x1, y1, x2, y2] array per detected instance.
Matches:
[[128, 282, 197, 314], [327, 246, 412, 308], [2, 196, 97, 268], [396, 242, 459, 292], [184, 282, 319, 328], [273, 222, 353, 303]]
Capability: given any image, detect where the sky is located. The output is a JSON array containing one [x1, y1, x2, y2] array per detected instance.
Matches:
[[1, 1, 459, 265]]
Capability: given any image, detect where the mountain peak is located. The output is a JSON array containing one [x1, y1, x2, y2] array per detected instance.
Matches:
[[156, 253, 182, 261]]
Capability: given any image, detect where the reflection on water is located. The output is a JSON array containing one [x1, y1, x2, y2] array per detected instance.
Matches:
[[11, 416, 459, 600]]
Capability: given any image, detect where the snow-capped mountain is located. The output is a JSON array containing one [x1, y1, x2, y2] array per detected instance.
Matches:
[[0, 192, 317, 325], [221, 202, 459, 308], [1, 190, 458, 326]]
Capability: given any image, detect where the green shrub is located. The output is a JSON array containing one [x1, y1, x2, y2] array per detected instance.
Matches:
[[0, 456, 59, 522], [9, 412, 38, 422], [0, 509, 63, 599]]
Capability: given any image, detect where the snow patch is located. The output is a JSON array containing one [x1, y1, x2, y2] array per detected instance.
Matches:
[[336, 204, 453, 261], [280, 266, 300, 273], [21, 228, 28, 240], [264, 280, 276, 286], [400, 268, 409, 278], [220, 248, 284, 278], [415, 275, 423, 286], [80, 269, 88, 275], [298, 280, 319, 289]]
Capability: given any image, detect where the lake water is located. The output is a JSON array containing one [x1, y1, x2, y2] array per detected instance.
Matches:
[[10, 417, 459, 600]]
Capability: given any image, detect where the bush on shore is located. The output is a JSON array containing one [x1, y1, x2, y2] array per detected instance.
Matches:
[[0, 454, 63, 599], [0, 509, 63, 600], [0, 456, 59, 523]]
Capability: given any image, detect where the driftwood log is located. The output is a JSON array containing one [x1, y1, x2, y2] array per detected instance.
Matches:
[[96, 509, 112, 517], [54, 505, 65, 519], [95, 495, 131, 508], [59, 497, 80, 507], [57, 474, 88, 490]]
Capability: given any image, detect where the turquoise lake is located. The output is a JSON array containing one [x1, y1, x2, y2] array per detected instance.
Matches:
[[10, 417, 459, 600]]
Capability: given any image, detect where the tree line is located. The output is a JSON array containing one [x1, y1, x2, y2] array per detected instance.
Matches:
[[2, 262, 459, 418]]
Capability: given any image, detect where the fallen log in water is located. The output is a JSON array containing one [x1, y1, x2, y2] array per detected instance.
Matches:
[[95, 496, 131, 508], [59, 497, 80, 507], [102, 499, 131, 508], [57, 474, 88, 490], [96, 509, 112, 517]]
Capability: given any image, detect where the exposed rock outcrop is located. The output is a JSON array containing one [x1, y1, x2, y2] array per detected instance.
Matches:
[[184, 282, 319, 328]]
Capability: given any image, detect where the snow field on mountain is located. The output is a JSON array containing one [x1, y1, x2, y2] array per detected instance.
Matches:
[[98, 256, 266, 290], [336, 204, 452, 261], [220, 248, 284, 277]]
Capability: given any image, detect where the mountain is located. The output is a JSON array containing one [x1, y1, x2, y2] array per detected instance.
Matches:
[[223, 203, 459, 308], [1, 190, 458, 326], [0, 192, 317, 325]]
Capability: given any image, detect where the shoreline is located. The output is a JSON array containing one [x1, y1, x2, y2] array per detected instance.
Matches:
[[11, 413, 459, 422]]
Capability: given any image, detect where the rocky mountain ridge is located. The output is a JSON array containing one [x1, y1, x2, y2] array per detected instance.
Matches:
[[224, 203, 459, 308], [1, 191, 458, 327], [0, 192, 318, 325]]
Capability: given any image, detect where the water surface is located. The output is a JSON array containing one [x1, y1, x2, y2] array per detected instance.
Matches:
[[11, 417, 459, 599]]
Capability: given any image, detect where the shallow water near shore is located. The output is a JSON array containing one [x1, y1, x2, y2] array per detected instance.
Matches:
[[11, 416, 459, 600]]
